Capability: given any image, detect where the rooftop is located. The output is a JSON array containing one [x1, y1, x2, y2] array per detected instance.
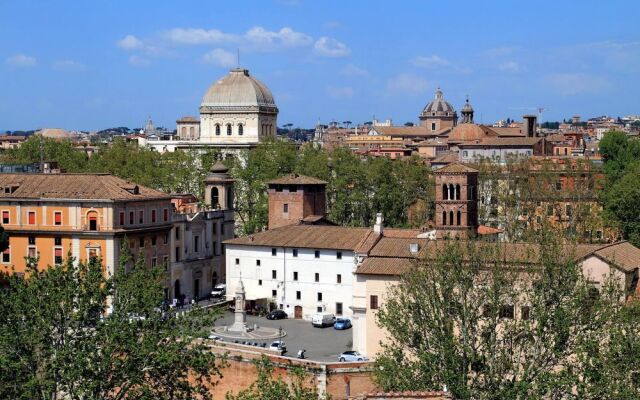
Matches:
[[435, 162, 478, 174], [267, 174, 327, 185]]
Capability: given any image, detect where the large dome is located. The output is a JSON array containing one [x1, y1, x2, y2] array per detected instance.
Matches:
[[201, 68, 277, 111], [420, 88, 456, 117], [448, 123, 491, 143]]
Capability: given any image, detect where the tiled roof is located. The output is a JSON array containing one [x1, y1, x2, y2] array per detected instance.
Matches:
[[383, 228, 423, 238], [371, 126, 448, 138], [356, 257, 414, 275], [431, 152, 459, 164], [459, 137, 543, 147], [267, 174, 327, 185], [354, 390, 451, 399], [491, 127, 526, 137], [224, 225, 373, 251], [435, 162, 478, 174], [0, 173, 170, 201], [591, 241, 640, 272], [477, 225, 503, 235], [369, 237, 430, 258]]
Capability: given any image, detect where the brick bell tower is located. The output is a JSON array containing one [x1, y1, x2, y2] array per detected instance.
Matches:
[[434, 163, 479, 239], [266, 174, 327, 230]]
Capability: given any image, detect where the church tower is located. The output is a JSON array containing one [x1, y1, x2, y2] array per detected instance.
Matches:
[[204, 161, 235, 210], [460, 97, 474, 124], [435, 163, 479, 239], [267, 174, 327, 230]]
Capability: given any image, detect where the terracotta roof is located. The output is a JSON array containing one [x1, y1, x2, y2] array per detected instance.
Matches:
[[371, 126, 448, 138], [459, 137, 543, 147], [477, 225, 503, 235], [267, 174, 327, 185], [355, 390, 451, 399], [369, 237, 430, 258], [383, 228, 423, 238], [224, 225, 373, 251], [591, 241, 640, 273], [491, 127, 526, 137], [0, 173, 170, 201], [435, 162, 478, 174], [431, 152, 459, 164], [448, 123, 495, 142], [356, 257, 414, 275]]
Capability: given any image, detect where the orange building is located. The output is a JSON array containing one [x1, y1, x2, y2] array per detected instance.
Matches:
[[0, 173, 173, 286]]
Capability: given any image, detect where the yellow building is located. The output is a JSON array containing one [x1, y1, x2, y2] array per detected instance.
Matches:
[[0, 173, 173, 284]]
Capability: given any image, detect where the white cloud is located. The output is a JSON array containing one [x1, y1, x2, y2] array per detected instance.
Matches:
[[544, 73, 610, 95], [244, 26, 312, 50], [6, 54, 37, 67], [162, 26, 311, 51], [340, 63, 368, 77], [163, 28, 237, 45], [314, 37, 350, 57], [128, 55, 150, 67], [52, 59, 85, 71], [117, 35, 145, 51], [498, 60, 520, 72], [202, 48, 236, 68], [386, 73, 429, 95], [412, 55, 450, 68], [326, 86, 355, 99]]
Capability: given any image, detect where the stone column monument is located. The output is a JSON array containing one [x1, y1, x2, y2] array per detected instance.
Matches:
[[228, 277, 248, 332]]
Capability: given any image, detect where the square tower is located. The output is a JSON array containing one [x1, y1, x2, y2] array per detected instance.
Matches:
[[267, 175, 327, 230], [434, 163, 479, 239]]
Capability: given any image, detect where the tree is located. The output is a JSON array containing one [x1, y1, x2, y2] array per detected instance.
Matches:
[[374, 236, 639, 399], [225, 356, 325, 400], [1, 136, 88, 171], [0, 252, 222, 399]]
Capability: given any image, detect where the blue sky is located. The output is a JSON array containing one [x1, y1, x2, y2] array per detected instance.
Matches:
[[1, 0, 639, 131]]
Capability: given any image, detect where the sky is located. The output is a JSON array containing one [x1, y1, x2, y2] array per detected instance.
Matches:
[[1, 0, 639, 131]]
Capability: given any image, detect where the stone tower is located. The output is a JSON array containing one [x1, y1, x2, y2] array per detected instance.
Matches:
[[204, 161, 235, 210], [434, 163, 479, 239], [267, 174, 327, 230]]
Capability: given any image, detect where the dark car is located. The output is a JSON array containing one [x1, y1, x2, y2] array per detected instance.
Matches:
[[266, 310, 288, 320]]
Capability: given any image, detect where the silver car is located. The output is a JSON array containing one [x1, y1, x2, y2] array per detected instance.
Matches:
[[338, 350, 368, 362]]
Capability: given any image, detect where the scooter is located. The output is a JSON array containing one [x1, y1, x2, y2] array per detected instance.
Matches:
[[297, 349, 306, 359]]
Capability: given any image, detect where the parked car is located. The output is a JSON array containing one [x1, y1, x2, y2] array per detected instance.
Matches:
[[338, 351, 368, 362], [266, 309, 288, 320], [211, 283, 226, 298], [334, 318, 352, 330], [207, 334, 222, 341], [269, 340, 286, 353], [311, 312, 336, 327]]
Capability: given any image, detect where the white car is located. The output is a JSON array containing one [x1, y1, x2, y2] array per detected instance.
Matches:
[[208, 334, 222, 341], [211, 284, 226, 298], [269, 340, 286, 353], [338, 351, 368, 362]]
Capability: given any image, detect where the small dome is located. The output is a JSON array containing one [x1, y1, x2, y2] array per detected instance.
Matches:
[[448, 124, 489, 143], [205, 161, 234, 182], [210, 160, 228, 173], [201, 68, 277, 111], [461, 99, 474, 113], [420, 88, 456, 118]]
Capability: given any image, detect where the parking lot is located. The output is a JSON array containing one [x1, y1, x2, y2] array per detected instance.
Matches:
[[212, 311, 354, 362]]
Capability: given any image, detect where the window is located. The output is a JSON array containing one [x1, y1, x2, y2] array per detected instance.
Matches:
[[555, 181, 562, 191], [175, 247, 181, 262], [283, 203, 289, 213], [521, 306, 530, 320], [151, 257, 157, 267], [272, 248, 277, 256], [317, 292, 323, 301], [212, 223, 217, 235], [256, 259, 261, 266], [50, 247, 60, 263], [88, 212, 98, 231], [175, 227, 181, 240], [194, 235, 199, 252], [296, 291, 301, 300], [314, 250, 320, 258], [271, 270, 277, 279], [54, 212, 62, 226], [1, 210, 8, 224], [28, 236, 36, 245], [317, 306, 323, 312], [462, 150, 468, 157], [163, 256, 169, 271], [139, 237, 145, 248], [129, 211, 134, 225], [119, 212, 125, 226], [272, 289, 277, 297], [336, 302, 343, 316], [293, 271, 298, 281], [163, 208, 169, 222], [293, 249, 298, 257], [1, 247, 9, 263], [238, 124, 243, 135], [54, 237, 62, 246], [226, 124, 232, 135], [499, 305, 514, 319], [138, 210, 144, 224], [565, 204, 573, 217], [546, 205, 554, 217], [215, 124, 221, 135], [431, 122, 436, 131], [370, 295, 379, 310], [337, 274, 342, 284], [235, 258, 240, 265], [164, 233, 169, 245], [336, 251, 342, 260], [28, 211, 36, 225], [258, 279, 262, 286], [151, 209, 156, 223], [315, 273, 319, 282], [27, 246, 37, 259]]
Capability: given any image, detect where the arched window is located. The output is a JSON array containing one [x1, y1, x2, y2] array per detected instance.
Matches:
[[443, 184, 449, 200], [455, 184, 461, 200], [449, 211, 454, 226], [189, 126, 194, 138], [442, 211, 447, 225], [87, 211, 98, 231], [457, 211, 461, 226], [226, 186, 234, 209], [449, 184, 455, 200], [226, 124, 232, 135], [238, 124, 243, 135], [215, 124, 221, 136], [211, 187, 219, 208], [181, 127, 186, 137]]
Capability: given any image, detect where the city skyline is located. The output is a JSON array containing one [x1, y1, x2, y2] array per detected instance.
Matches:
[[1, 0, 639, 131]]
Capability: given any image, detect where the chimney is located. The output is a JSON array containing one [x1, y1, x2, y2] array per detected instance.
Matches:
[[373, 213, 384, 235], [523, 115, 537, 137]]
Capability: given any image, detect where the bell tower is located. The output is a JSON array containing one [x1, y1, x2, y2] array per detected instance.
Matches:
[[204, 161, 235, 210], [434, 163, 479, 239]]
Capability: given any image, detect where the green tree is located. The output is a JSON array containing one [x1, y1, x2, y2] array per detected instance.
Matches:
[[0, 253, 222, 399], [374, 236, 638, 399], [225, 356, 325, 400], [1, 136, 88, 171]]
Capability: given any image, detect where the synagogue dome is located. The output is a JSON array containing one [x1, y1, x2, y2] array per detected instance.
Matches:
[[201, 68, 277, 112]]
